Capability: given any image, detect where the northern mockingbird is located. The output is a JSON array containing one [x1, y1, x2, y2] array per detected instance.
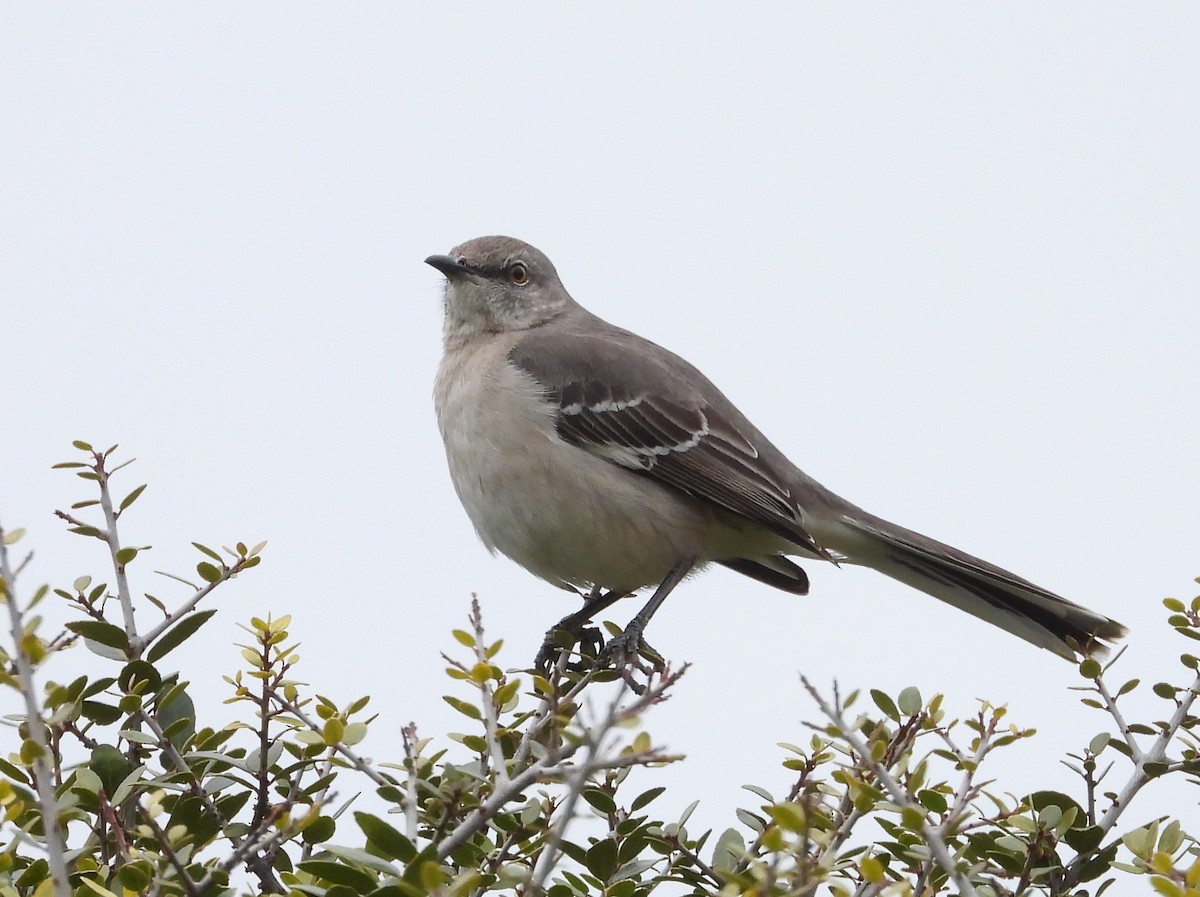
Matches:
[[427, 235, 1126, 667]]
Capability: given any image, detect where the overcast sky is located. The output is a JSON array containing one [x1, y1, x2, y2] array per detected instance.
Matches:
[[3, 5, 1198, 852]]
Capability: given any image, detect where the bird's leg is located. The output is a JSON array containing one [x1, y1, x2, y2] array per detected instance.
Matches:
[[535, 586, 628, 673], [601, 558, 694, 672]]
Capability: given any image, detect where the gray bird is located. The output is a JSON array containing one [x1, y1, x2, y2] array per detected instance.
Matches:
[[427, 235, 1126, 667]]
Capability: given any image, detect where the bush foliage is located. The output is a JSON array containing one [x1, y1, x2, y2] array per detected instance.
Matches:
[[1, 443, 1198, 897]]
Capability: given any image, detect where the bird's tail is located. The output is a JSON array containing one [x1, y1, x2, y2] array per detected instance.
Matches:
[[827, 511, 1127, 659]]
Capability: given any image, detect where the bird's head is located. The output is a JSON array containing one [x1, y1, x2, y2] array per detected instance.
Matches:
[[426, 236, 574, 337]]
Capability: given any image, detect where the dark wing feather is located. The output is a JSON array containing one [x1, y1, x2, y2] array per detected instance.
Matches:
[[510, 320, 830, 559]]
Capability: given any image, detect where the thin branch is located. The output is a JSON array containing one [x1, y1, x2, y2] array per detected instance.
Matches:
[[801, 676, 977, 897], [275, 696, 391, 788], [469, 598, 510, 787], [137, 572, 234, 651], [1092, 676, 1145, 762], [525, 683, 628, 897], [137, 805, 202, 897], [138, 707, 285, 894], [94, 454, 138, 640], [401, 723, 420, 842], [0, 524, 71, 897]]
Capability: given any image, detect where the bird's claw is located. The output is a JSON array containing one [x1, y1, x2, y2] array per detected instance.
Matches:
[[598, 626, 665, 692], [535, 623, 606, 675]]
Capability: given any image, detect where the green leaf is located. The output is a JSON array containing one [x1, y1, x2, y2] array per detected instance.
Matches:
[[356, 812, 417, 862], [115, 547, 138, 565], [630, 786, 666, 812], [119, 484, 147, 511], [157, 684, 197, 752], [81, 701, 122, 725], [298, 861, 377, 891], [302, 816, 337, 844], [118, 660, 161, 694], [583, 788, 617, 814], [72, 440, 94, 451], [584, 839, 618, 880], [917, 790, 948, 813], [711, 828, 746, 872], [1078, 657, 1102, 679], [90, 744, 134, 795], [870, 689, 900, 721], [147, 609, 218, 662], [897, 686, 923, 716], [196, 562, 222, 583], [190, 543, 220, 564], [767, 800, 807, 832], [442, 696, 481, 721], [65, 620, 129, 651]]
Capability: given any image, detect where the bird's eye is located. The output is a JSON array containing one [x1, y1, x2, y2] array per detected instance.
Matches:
[[509, 262, 529, 285]]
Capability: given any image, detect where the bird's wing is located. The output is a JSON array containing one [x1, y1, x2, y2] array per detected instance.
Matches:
[[508, 319, 831, 560]]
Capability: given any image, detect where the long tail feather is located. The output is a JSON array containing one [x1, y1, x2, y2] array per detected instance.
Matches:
[[832, 513, 1126, 659]]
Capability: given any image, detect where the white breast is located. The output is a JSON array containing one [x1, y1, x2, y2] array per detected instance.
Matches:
[[433, 335, 720, 593]]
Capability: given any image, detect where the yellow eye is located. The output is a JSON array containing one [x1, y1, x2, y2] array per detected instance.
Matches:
[[509, 262, 529, 285]]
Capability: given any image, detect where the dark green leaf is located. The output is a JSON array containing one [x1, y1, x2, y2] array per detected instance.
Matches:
[[298, 862, 377, 891], [356, 812, 417, 862], [582, 788, 616, 814], [115, 547, 138, 565], [66, 620, 129, 651], [584, 839, 618, 880], [119, 660, 161, 694], [81, 701, 122, 725], [630, 786, 666, 812], [147, 610, 218, 662], [90, 745, 134, 795], [1063, 824, 1104, 852]]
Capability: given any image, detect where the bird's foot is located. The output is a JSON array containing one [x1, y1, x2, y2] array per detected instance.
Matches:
[[535, 622, 605, 675], [598, 623, 665, 693]]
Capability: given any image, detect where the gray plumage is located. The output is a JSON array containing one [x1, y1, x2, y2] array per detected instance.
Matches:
[[428, 235, 1126, 660]]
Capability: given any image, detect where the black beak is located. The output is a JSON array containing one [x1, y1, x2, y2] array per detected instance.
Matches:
[[425, 254, 471, 279]]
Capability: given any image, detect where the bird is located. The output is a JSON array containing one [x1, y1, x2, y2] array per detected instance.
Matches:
[[426, 235, 1126, 668]]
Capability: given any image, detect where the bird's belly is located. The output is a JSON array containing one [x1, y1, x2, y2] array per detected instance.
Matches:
[[435, 344, 710, 592], [448, 429, 705, 592]]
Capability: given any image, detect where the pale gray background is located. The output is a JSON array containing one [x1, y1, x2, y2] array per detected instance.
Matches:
[[3, 5, 1198, 854]]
